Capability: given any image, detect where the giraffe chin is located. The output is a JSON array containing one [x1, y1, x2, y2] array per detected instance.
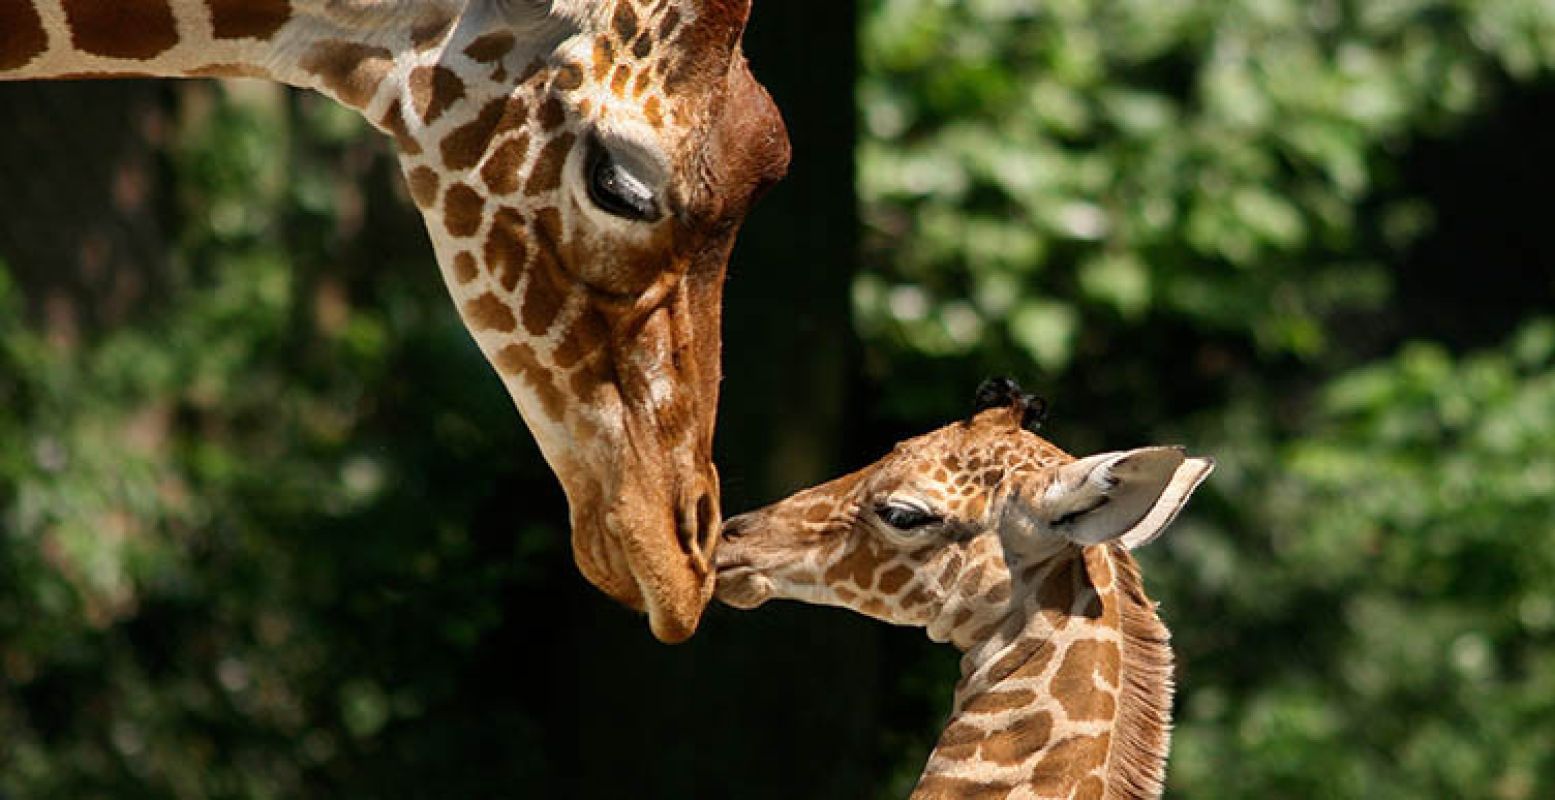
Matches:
[[571, 510, 715, 644], [711, 565, 772, 611]]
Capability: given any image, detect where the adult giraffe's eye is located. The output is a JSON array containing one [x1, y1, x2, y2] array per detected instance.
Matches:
[[875, 501, 942, 532], [586, 139, 662, 222]]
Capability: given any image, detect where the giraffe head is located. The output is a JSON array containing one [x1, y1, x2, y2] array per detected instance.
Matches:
[[372, 0, 790, 641], [715, 379, 1213, 648]]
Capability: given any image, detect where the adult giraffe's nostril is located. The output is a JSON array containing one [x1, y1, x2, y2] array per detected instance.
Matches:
[[676, 489, 719, 575]]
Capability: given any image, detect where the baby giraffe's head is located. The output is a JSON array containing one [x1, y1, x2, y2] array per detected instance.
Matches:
[[715, 379, 1213, 649]]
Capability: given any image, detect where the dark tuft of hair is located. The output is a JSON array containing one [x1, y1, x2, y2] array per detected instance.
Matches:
[[971, 376, 1049, 431]]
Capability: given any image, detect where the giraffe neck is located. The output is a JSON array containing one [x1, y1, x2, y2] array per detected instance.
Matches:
[[0, 1, 468, 104], [913, 545, 1173, 800]]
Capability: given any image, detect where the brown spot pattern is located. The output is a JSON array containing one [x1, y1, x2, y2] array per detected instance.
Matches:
[[1028, 734, 1110, 796], [1073, 776, 1105, 800], [984, 636, 1056, 685], [494, 343, 566, 420], [464, 293, 516, 333], [523, 133, 575, 196], [442, 99, 507, 171], [824, 541, 880, 591], [409, 13, 453, 51], [480, 134, 530, 196], [484, 208, 529, 292], [410, 65, 465, 125], [877, 565, 913, 595], [464, 32, 515, 63], [1049, 640, 1121, 722], [378, 102, 421, 155], [961, 688, 1036, 717], [209, 0, 290, 40], [302, 41, 393, 109], [979, 710, 1053, 766], [0, 0, 48, 70], [62, 0, 178, 60], [520, 251, 566, 336], [452, 252, 479, 284], [552, 310, 606, 369], [443, 183, 485, 238], [537, 97, 566, 130], [406, 166, 440, 209]]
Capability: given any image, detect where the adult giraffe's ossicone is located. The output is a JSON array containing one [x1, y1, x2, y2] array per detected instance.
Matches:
[[0, 0, 791, 642]]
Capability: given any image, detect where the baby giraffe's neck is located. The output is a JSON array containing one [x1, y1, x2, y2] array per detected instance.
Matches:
[[913, 546, 1173, 800]]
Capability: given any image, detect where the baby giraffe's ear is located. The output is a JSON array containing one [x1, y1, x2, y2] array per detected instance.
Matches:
[[1038, 447, 1214, 549]]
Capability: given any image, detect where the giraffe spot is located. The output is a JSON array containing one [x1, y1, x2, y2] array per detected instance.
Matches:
[[61, 0, 177, 60], [552, 310, 606, 369], [494, 98, 530, 138], [913, 775, 1011, 800], [900, 583, 931, 610], [443, 183, 485, 238], [824, 541, 881, 592], [442, 98, 508, 171], [1049, 640, 1121, 722], [533, 207, 564, 249], [932, 466, 950, 483], [859, 598, 887, 617], [611, 2, 638, 41], [938, 721, 983, 748], [657, 9, 681, 40], [979, 710, 1053, 766], [610, 64, 632, 97], [960, 562, 986, 596], [537, 97, 566, 131], [494, 343, 566, 421], [464, 32, 515, 64], [834, 586, 857, 604], [632, 69, 653, 98], [209, 0, 290, 41], [484, 208, 528, 292], [802, 503, 831, 524], [986, 578, 1011, 605], [0, 0, 48, 71], [1039, 556, 1081, 627], [409, 65, 465, 125], [1028, 734, 1110, 796], [961, 688, 1035, 717], [984, 636, 1056, 685], [301, 41, 393, 110], [409, 12, 453, 51], [936, 552, 964, 586], [592, 37, 615, 81], [632, 33, 653, 60], [552, 62, 583, 92], [522, 133, 575, 197], [521, 246, 567, 337], [406, 166, 440, 209], [643, 96, 664, 129], [463, 293, 516, 333], [877, 565, 913, 595], [1074, 776, 1106, 800], [378, 101, 421, 155], [951, 608, 975, 631], [451, 252, 479, 284]]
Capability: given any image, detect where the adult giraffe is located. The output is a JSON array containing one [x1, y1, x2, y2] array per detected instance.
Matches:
[[0, 0, 791, 642]]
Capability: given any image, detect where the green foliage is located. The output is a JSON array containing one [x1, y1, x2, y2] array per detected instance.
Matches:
[[859, 0, 1553, 369]]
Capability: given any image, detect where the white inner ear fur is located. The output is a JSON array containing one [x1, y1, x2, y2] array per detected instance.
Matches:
[[1039, 446, 1214, 548]]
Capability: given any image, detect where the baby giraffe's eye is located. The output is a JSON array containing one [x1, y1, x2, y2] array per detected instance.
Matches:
[[875, 501, 943, 532]]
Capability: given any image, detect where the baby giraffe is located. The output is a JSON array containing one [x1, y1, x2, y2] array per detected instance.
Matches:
[[715, 379, 1212, 800]]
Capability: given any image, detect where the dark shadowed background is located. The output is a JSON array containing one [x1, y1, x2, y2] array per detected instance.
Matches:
[[3, 1, 1554, 798]]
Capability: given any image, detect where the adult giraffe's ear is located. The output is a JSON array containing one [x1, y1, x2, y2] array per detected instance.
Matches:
[[1018, 447, 1214, 549]]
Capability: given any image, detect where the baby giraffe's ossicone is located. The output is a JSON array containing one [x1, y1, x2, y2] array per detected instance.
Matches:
[[715, 380, 1212, 800]]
